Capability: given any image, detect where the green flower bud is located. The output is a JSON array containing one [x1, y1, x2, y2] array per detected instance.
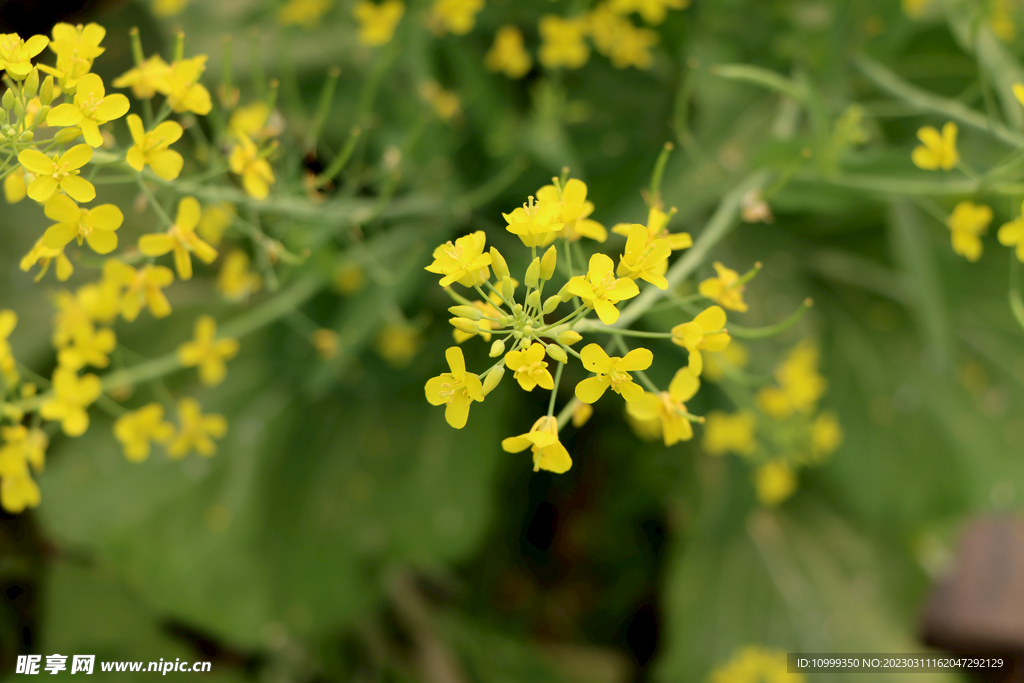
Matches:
[[448, 305, 482, 320], [449, 317, 479, 334], [522, 325, 534, 338], [512, 303, 523, 316], [482, 366, 505, 396], [490, 247, 509, 280], [489, 339, 506, 357], [543, 296, 560, 315], [525, 257, 541, 288], [40, 76, 54, 106], [23, 69, 39, 100], [540, 246, 557, 280], [501, 277, 515, 300], [525, 290, 541, 311], [54, 127, 82, 143], [2, 90, 14, 110], [34, 105, 49, 122], [546, 345, 568, 364], [499, 315, 511, 327], [557, 330, 583, 346], [558, 282, 575, 302], [19, 131, 32, 142]]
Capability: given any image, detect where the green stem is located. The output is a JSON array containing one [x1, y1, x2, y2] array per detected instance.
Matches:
[[727, 298, 814, 339], [135, 174, 175, 228], [1010, 251, 1024, 334], [547, 361, 563, 417]]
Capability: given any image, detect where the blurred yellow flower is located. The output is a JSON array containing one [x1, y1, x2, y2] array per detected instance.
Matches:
[[139, 196, 218, 280], [218, 250, 262, 301], [429, 0, 484, 35], [947, 201, 991, 262], [607, 0, 688, 25], [538, 15, 590, 69], [502, 416, 572, 473], [702, 339, 748, 382], [536, 178, 607, 243], [709, 646, 802, 683], [21, 237, 74, 282], [197, 202, 236, 246], [901, 0, 931, 18], [40, 367, 102, 437], [998, 200, 1024, 263], [587, 5, 658, 69], [811, 412, 843, 460], [353, 1, 404, 45], [229, 133, 276, 199], [613, 206, 691, 251], [57, 324, 116, 370], [47, 23, 105, 89], [4, 168, 26, 203], [279, 0, 333, 26], [376, 322, 421, 367], [153, 0, 188, 17], [698, 262, 748, 312], [102, 260, 175, 321], [912, 122, 958, 171], [312, 329, 340, 359], [420, 81, 461, 121], [168, 398, 227, 458], [178, 315, 240, 386], [113, 55, 170, 99], [425, 347, 484, 429], [564, 253, 640, 324], [756, 460, 797, 506], [155, 56, 213, 115], [575, 343, 652, 404], [485, 26, 532, 78], [990, 0, 1016, 41], [114, 403, 175, 462], [0, 426, 47, 513], [702, 410, 756, 456], [572, 402, 593, 427], [126, 115, 184, 180]]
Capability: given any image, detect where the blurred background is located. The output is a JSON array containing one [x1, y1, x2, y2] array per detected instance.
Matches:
[[3, 0, 1024, 680]]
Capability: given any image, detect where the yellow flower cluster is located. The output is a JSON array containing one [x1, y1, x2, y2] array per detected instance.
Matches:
[[709, 645, 804, 683], [703, 340, 842, 507], [424, 173, 745, 475]]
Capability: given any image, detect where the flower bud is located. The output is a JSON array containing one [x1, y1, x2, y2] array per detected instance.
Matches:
[[558, 282, 575, 302], [572, 403, 593, 427], [512, 303, 523, 316], [35, 105, 49, 122], [40, 76, 54, 106], [448, 305, 482, 320], [449, 317, 479, 334], [54, 127, 82, 143], [543, 296, 560, 315], [490, 247, 509, 280], [13, 99, 24, 119], [23, 69, 39, 100], [546, 345, 568, 364], [19, 131, 32, 142], [540, 246, 557, 280], [2, 90, 14, 110], [525, 290, 541, 311], [501, 277, 515, 300], [498, 315, 511, 327], [489, 339, 506, 357], [557, 330, 582, 346], [482, 366, 505, 396], [524, 257, 540, 288]]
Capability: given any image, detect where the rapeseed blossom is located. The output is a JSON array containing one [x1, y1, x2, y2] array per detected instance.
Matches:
[[998, 200, 1024, 262], [353, 1, 404, 46], [279, 0, 333, 27], [46, 73, 130, 147], [670, 305, 730, 376], [502, 416, 572, 473], [39, 367, 102, 437], [486, 26, 532, 78], [114, 404, 175, 461], [18, 144, 95, 202], [178, 316, 240, 386], [168, 398, 227, 458], [538, 16, 590, 69], [425, 231, 492, 286], [0, 33, 48, 79], [505, 343, 554, 391], [42, 193, 123, 255], [698, 263, 748, 312], [564, 254, 639, 324], [425, 347, 484, 428], [946, 201, 991, 262], [126, 115, 184, 179], [429, 0, 484, 35], [912, 122, 958, 171], [575, 344, 652, 403], [626, 369, 700, 445], [138, 196, 218, 280]]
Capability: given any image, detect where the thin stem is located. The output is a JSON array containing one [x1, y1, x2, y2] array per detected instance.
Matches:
[[727, 298, 814, 339], [135, 174, 175, 228], [547, 361, 564, 417], [1010, 251, 1024, 334]]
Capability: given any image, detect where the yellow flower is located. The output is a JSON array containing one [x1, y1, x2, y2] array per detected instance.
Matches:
[[901, 0, 931, 18], [538, 15, 590, 70], [312, 329, 340, 359], [503, 196, 564, 247], [114, 403, 175, 462], [586, 5, 658, 69], [353, 1, 404, 46], [811, 412, 842, 460], [139, 196, 219, 280], [57, 324, 116, 370], [0, 426, 47, 511], [197, 202, 236, 246], [420, 81, 462, 122], [126, 115, 184, 180], [698, 262, 747, 312], [564, 253, 640, 324], [505, 343, 554, 391], [217, 250, 262, 300], [177, 315, 240, 386], [102, 259, 174, 321], [501, 416, 572, 473], [671, 305, 730, 376], [46, 23, 105, 89], [0, 310, 17, 381], [572, 402, 593, 427], [575, 343, 652, 403], [42, 193, 123, 254], [154, 56, 213, 115], [425, 231, 492, 287], [709, 646, 801, 683], [46, 73, 130, 148], [229, 133, 275, 199], [279, 0, 333, 26], [18, 144, 95, 203], [946, 201, 991, 262], [113, 55, 170, 98], [774, 339, 826, 414], [998, 200, 1024, 263], [425, 347, 484, 429], [626, 369, 699, 446], [168, 398, 227, 458], [912, 122, 958, 171], [608, 0, 688, 25], [702, 410, 756, 456], [429, 0, 484, 35], [702, 339, 748, 382], [616, 224, 671, 288], [40, 367, 102, 436], [153, 0, 188, 17], [990, 0, 1016, 41], [485, 26, 532, 78], [756, 460, 797, 506], [0, 473, 40, 514], [376, 322, 421, 367], [614, 205, 691, 250], [4, 167, 27, 203], [21, 237, 74, 282], [535, 178, 607, 243], [0, 33, 49, 79]]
